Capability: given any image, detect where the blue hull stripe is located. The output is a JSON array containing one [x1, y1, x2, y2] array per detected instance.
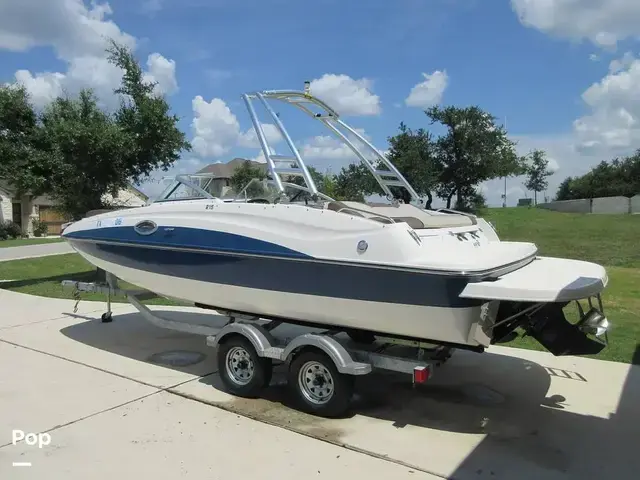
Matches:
[[65, 226, 310, 259], [66, 226, 481, 309]]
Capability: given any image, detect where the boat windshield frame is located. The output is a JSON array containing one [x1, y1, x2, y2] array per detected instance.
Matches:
[[152, 173, 335, 205]]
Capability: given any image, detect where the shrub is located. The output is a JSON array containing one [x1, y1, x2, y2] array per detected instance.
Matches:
[[32, 219, 49, 237], [0, 221, 22, 240]]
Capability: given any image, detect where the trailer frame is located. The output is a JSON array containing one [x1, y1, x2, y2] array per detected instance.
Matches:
[[62, 272, 452, 417]]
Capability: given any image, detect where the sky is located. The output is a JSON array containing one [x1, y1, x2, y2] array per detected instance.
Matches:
[[2, 0, 640, 206]]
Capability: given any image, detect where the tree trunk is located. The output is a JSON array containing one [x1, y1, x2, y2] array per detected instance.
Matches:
[[534, 191, 537, 205], [425, 191, 433, 209], [446, 189, 456, 209]]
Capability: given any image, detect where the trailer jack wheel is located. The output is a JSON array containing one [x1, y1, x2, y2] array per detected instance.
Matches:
[[217, 336, 272, 398], [101, 312, 113, 323], [288, 351, 354, 418]]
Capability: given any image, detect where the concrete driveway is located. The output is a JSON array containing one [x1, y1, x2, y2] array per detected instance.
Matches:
[[1, 288, 638, 479], [0, 242, 73, 262]]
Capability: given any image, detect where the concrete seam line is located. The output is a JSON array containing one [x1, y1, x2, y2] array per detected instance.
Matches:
[[1, 339, 448, 478], [0, 390, 161, 449], [0, 307, 117, 331], [164, 388, 451, 480], [0, 378, 217, 450], [0, 338, 217, 394]]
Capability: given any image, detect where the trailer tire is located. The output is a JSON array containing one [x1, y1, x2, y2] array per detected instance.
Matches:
[[288, 351, 354, 418], [217, 335, 272, 398]]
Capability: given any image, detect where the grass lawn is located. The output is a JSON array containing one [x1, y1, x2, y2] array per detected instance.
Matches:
[[0, 237, 64, 248], [0, 207, 638, 364], [0, 252, 185, 306]]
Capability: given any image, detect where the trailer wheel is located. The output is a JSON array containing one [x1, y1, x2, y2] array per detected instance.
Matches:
[[288, 351, 354, 418], [217, 335, 272, 398]]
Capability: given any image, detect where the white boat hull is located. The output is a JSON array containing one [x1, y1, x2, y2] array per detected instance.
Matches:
[[76, 248, 487, 347]]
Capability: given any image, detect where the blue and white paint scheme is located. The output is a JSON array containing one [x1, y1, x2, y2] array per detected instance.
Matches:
[[62, 88, 610, 355]]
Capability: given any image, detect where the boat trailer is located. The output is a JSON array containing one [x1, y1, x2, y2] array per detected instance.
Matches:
[[61, 272, 452, 418]]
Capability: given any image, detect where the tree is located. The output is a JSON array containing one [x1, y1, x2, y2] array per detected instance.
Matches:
[[286, 165, 335, 200], [0, 40, 191, 219], [230, 160, 267, 197], [385, 122, 440, 208], [108, 41, 191, 182], [333, 163, 381, 202], [0, 85, 44, 190], [555, 152, 640, 200], [523, 149, 553, 205], [312, 123, 441, 206], [426, 105, 523, 208], [33, 90, 139, 217], [454, 187, 487, 214], [555, 176, 573, 201]]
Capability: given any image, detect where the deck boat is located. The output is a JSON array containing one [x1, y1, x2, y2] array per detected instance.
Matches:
[[61, 84, 610, 357]]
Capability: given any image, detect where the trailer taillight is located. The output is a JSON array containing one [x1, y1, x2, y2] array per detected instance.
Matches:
[[413, 366, 430, 384]]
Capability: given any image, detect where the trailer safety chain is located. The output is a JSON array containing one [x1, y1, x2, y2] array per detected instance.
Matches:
[[72, 284, 81, 313]]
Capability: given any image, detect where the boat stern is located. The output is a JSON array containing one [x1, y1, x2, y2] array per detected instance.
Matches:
[[460, 256, 611, 357]]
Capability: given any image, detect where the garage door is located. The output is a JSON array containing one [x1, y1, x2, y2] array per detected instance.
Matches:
[[39, 206, 70, 235]]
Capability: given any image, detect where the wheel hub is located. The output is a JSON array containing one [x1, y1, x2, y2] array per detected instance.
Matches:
[[225, 346, 255, 385], [298, 361, 335, 405]]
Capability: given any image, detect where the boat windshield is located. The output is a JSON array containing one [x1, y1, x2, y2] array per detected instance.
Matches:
[[154, 174, 219, 202], [228, 178, 334, 204], [154, 174, 334, 204]]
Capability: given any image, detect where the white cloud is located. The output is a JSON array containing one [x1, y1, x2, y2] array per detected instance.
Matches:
[[510, 0, 640, 48], [300, 135, 357, 162], [191, 96, 242, 158], [1, 0, 178, 109], [190, 95, 284, 159], [572, 53, 640, 154], [309, 74, 381, 116], [13, 70, 66, 109], [0, 0, 135, 58], [505, 1, 640, 205], [405, 70, 448, 108], [144, 53, 178, 96], [238, 124, 283, 148], [298, 128, 386, 173]]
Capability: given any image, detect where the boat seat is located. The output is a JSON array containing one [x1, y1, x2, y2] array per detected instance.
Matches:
[[326, 200, 473, 228], [326, 201, 365, 217], [391, 216, 425, 229]]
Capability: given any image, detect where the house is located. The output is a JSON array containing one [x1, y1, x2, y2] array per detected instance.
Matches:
[[0, 181, 148, 236], [196, 157, 267, 197]]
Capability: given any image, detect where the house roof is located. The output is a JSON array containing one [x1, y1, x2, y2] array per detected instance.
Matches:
[[197, 157, 268, 179]]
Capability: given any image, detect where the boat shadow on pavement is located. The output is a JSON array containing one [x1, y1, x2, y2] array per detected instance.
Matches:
[[59, 309, 640, 480]]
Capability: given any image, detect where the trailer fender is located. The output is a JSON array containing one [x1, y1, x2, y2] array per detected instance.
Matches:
[[207, 322, 280, 359], [282, 333, 371, 375]]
